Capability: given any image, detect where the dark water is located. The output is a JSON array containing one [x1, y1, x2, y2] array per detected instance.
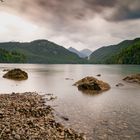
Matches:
[[0, 64, 140, 140]]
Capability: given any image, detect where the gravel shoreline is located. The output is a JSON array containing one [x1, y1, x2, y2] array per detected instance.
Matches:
[[0, 92, 86, 140]]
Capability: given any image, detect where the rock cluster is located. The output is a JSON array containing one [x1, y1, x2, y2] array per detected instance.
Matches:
[[3, 68, 28, 80], [0, 92, 85, 140], [74, 76, 110, 94], [123, 74, 140, 84]]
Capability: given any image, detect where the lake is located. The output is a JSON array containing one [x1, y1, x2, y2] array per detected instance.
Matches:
[[0, 64, 140, 140]]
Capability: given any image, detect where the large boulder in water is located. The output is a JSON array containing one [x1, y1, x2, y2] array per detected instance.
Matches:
[[3, 68, 28, 80], [123, 74, 140, 84], [74, 76, 110, 94]]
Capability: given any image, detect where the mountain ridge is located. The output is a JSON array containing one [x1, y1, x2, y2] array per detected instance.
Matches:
[[0, 37, 139, 64], [0, 40, 86, 64]]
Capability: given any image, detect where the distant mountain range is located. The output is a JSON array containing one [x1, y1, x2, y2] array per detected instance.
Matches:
[[0, 40, 86, 64], [0, 38, 139, 64], [68, 47, 92, 58]]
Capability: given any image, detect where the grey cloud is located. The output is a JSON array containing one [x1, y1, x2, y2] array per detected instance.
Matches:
[[105, 0, 140, 21], [85, 0, 118, 8], [2, 0, 140, 24], [1, 0, 116, 21]]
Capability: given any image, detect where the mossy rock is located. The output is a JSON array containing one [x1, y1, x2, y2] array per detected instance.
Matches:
[[3, 68, 28, 80], [74, 76, 110, 94]]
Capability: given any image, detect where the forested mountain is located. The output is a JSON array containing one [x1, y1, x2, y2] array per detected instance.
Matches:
[[0, 38, 139, 64], [0, 48, 26, 63], [0, 40, 86, 64], [106, 41, 140, 64], [89, 38, 140, 64]]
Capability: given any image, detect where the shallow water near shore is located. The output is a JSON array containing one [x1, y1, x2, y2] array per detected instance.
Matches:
[[0, 64, 140, 139]]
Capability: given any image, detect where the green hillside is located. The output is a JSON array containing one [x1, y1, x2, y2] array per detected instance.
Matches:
[[106, 40, 140, 64], [89, 38, 140, 64], [0, 48, 26, 63], [0, 40, 86, 64], [1, 38, 139, 64]]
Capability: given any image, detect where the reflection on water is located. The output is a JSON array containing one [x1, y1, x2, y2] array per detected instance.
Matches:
[[0, 64, 140, 139]]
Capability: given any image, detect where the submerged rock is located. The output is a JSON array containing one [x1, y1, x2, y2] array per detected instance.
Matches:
[[96, 74, 101, 77], [116, 83, 124, 87], [60, 116, 69, 121], [123, 74, 140, 84], [65, 78, 74, 80], [74, 76, 110, 94], [3, 69, 10, 72], [3, 68, 28, 80]]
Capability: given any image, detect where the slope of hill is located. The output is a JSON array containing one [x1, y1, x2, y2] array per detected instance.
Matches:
[[0, 48, 26, 63], [0, 40, 86, 64], [89, 38, 140, 64], [106, 40, 140, 64]]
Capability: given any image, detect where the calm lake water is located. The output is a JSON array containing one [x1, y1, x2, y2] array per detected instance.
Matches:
[[0, 64, 140, 140]]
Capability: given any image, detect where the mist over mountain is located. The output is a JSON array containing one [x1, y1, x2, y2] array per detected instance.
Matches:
[[68, 47, 92, 58], [68, 47, 84, 58], [80, 49, 92, 57]]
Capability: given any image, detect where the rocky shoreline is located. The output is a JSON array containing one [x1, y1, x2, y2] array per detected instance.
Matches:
[[0, 92, 85, 140]]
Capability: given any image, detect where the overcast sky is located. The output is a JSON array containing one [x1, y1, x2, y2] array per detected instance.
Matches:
[[0, 0, 140, 51]]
